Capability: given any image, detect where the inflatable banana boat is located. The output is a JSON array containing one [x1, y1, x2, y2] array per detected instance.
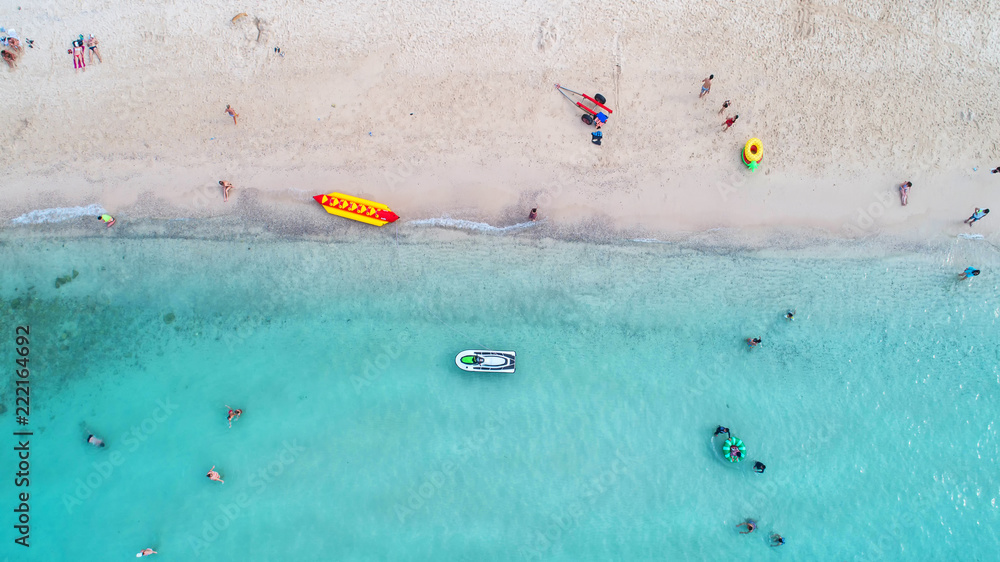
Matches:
[[455, 350, 516, 373], [313, 192, 400, 227]]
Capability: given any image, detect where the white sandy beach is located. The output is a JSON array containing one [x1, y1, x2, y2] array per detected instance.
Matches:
[[1, 0, 998, 240]]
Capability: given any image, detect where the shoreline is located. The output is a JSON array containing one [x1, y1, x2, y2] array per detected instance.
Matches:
[[4, 190, 997, 262], [2, 0, 998, 258]]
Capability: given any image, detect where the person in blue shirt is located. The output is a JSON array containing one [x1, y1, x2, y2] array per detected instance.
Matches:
[[959, 267, 980, 280], [964, 208, 989, 226]]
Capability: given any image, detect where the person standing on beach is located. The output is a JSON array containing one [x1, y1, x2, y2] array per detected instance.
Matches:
[[898, 181, 911, 206], [959, 267, 980, 280], [699, 75, 713, 98], [964, 208, 989, 226], [529, 208, 537, 221], [207, 465, 224, 483], [220, 180, 233, 202], [722, 115, 739, 131], [98, 214, 115, 228], [225, 104, 239, 125], [85, 34, 102, 64], [718, 100, 730, 115]]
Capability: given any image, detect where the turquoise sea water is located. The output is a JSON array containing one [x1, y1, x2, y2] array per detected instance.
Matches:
[[1, 232, 999, 561]]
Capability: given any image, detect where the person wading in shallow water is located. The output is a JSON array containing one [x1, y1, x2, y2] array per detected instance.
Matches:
[[226, 406, 243, 428]]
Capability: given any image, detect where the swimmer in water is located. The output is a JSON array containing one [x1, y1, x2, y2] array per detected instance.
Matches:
[[714, 426, 730, 437], [87, 434, 105, 447], [226, 406, 242, 428], [753, 461, 766, 473], [737, 519, 757, 534], [136, 548, 157, 557], [207, 465, 224, 483], [747, 337, 762, 348], [770, 534, 785, 546], [785, 310, 795, 320]]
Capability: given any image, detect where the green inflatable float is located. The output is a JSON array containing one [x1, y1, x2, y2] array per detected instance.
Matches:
[[723, 437, 747, 462]]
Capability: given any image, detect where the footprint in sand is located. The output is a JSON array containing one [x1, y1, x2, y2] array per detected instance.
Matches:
[[536, 18, 559, 53], [792, 0, 816, 39]]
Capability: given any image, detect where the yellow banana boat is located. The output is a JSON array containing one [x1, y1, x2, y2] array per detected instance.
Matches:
[[313, 192, 400, 227]]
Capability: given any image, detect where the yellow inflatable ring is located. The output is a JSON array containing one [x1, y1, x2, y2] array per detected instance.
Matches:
[[743, 138, 763, 163]]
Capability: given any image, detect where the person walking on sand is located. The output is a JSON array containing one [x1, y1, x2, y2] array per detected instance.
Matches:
[[207, 465, 224, 483], [898, 181, 911, 206], [722, 115, 739, 131], [529, 208, 537, 221], [220, 180, 233, 202], [136, 548, 157, 557], [225, 104, 239, 125], [718, 100, 730, 115], [98, 214, 115, 228], [959, 267, 980, 280], [964, 208, 989, 226], [736, 519, 757, 534], [85, 34, 102, 64], [699, 75, 713, 98]]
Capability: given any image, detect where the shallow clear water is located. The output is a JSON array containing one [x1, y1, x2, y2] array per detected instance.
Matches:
[[1, 233, 999, 561]]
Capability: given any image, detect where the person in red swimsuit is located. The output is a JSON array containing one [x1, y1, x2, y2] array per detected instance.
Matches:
[[226, 406, 242, 428], [722, 115, 739, 130]]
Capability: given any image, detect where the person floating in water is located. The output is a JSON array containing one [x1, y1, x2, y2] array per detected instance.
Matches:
[[747, 337, 762, 348], [785, 310, 795, 320], [226, 406, 242, 428], [736, 519, 756, 534], [714, 426, 730, 437], [207, 465, 224, 483], [770, 534, 785, 547], [753, 461, 766, 473], [958, 267, 980, 280], [87, 434, 105, 447], [136, 548, 157, 557]]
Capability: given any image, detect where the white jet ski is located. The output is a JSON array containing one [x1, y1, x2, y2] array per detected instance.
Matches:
[[455, 350, 516, 373]]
